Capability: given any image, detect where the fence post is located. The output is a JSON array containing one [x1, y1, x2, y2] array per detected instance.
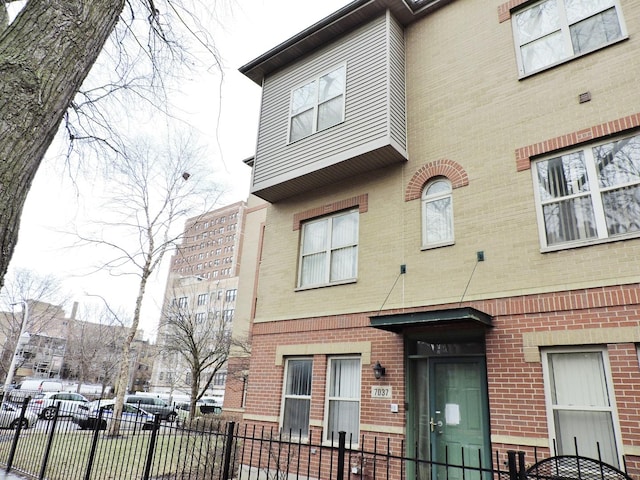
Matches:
[[337, 431, 346, 480], [221, 421, 236, 480], [38, 402, 60, 480], [518, 451, 527, 480], [142, 414, 162, 480], [83, 408, 105, 480], [6, 396, 30, 472], [507, 451, 518, 480]]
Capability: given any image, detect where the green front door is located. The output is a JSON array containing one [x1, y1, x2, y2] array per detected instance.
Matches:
[[430, 358, 490, 480]]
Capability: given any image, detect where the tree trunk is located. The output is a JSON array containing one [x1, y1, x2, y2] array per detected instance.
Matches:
[[190, 368, 199, 418], [0, 0, 125, 291], [108, 258, 151, 436]]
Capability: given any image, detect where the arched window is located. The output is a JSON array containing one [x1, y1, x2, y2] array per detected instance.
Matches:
[[422, 178, 454, 248]]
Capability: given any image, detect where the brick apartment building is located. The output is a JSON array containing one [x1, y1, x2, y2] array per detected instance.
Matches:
[[224, 0, 640, 477], [151, 202, 247, 400]]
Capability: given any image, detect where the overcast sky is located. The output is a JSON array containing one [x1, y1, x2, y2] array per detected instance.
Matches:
[[7, 0, 351, 339]]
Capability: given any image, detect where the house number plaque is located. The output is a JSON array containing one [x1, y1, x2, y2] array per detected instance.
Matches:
[[371, 386, 392, 399]]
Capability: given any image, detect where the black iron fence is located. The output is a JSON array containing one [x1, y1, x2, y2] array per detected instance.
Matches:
[[0, 397, 633, 480]]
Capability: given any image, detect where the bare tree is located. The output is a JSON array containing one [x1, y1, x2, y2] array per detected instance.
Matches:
[[0, 0, 223, 292], [74, 135, 221, 435], [159, 290, 231, 417], [0, 269, 69, 384], [63, 304, 128, 396]]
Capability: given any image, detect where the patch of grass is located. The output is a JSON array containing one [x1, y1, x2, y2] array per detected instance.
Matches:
[[0, 425, 228, 480]]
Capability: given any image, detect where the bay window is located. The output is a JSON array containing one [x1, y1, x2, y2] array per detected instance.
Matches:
[[289, 65, 346, 142]]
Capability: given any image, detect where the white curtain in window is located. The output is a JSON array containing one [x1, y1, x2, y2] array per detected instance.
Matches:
[[328, 358, 360, 441], [329, 212, 358, 282], [283, 359, 312, 437], [286, 360, 312, 396], [550, 352, 609, 406], [548, 352, 619, 466], [301, 252, 326, 286], [301, 221, 328, 286], [332, 212, 358, 247], [330, 247, 357, 282]]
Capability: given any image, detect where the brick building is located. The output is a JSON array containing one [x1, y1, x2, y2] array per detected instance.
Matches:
[[227, 0, 640, 477], [151, 202, 247, 400]]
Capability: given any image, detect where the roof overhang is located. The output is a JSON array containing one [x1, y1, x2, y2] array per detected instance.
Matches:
[[239, 0, 456, 85], [370, 307, 493, 333]]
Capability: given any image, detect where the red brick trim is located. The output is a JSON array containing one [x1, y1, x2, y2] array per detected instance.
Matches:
[[497, 0, 529, 23], [405, 159, 469, 202], [516, 113, 640, 172], [292, 194, 368, 231]]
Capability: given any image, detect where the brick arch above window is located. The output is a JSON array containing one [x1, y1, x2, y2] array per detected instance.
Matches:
[[405, 159, 469, 202]]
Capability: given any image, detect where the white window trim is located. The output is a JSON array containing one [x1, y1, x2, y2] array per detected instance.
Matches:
[[287, 63, 347, 144], [279, 357, 312, 440], [421, 178, 455, 250], [541, 346, 623, 467], [297, 209, 359, 290], [323, 355, 361, 446], [512, 0, 628, 78], [531, 134, 640, 252]]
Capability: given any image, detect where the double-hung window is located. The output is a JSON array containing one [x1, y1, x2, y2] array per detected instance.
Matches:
[[325, 356, 361, 443], [542, 349, 621, 467], [513, 0, 625, 76], [422, 178, 454, 248], [225, 289, 237, 302], [298, 210, 358, 288], [532, 133, 640, 249], [281, 358, 312, 439], [289, 65, 346, 143]]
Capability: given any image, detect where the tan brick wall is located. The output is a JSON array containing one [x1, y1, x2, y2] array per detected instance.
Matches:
[[253, 0, 640, 325], [224, 195, 268, 411]]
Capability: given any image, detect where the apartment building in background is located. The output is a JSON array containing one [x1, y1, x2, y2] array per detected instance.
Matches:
[[0, 300, 151, 393], [151, 201, 247, 401], [226, 0, 640, 477]]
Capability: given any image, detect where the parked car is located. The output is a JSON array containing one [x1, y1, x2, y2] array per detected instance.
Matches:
[[72, 399, 155, 431], [30, 391, 89, 420], [196, 398, 222, 415], [124, 395, 177, 422], [0, 403, 38, 429]]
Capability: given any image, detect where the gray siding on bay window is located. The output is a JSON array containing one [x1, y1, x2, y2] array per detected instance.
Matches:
[[252, 12, 407, 202]]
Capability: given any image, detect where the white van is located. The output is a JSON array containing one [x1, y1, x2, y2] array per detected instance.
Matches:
[[9, 379, 63, 403]]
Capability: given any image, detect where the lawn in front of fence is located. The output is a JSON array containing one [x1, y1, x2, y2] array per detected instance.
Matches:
[[0, 426, 227, 480]]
